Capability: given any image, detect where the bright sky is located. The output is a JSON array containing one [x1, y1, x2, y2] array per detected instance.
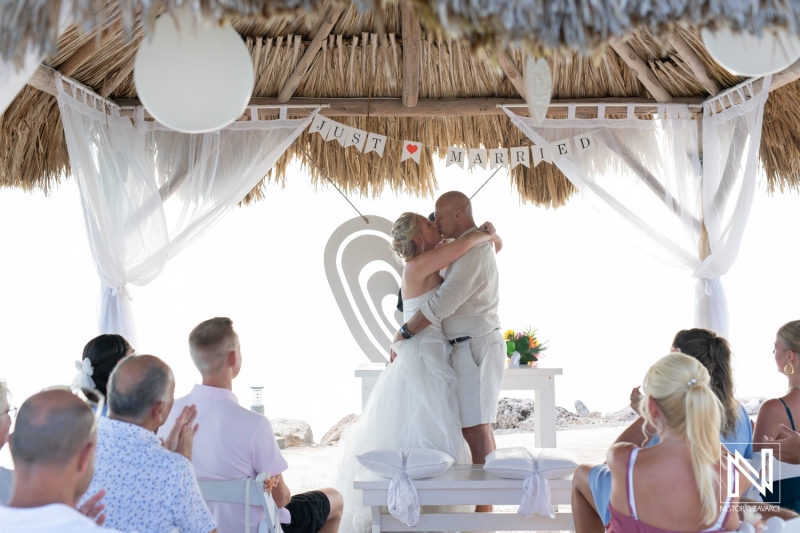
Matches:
[[0, 159, 798, 470]]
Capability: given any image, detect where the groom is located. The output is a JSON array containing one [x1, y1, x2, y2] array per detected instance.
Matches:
[[394, 191, 505, 509]]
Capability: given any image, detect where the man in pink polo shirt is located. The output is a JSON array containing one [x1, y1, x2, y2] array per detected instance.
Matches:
[[158, 317, 343, 533]]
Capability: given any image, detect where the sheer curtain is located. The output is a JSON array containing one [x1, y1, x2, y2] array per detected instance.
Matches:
[[56, 74, 314, 344], [505, 77, 770, 338]]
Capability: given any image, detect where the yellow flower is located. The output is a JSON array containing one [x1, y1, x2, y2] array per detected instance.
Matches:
[[504, 329, 515, 341]]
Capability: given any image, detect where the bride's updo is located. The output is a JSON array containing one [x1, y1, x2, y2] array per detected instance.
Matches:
[[391, 212, 421, 261]]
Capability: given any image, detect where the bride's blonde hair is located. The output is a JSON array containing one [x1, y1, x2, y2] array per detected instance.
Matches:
[[391, 212, 422, 262], [640, 353, 722, 525]]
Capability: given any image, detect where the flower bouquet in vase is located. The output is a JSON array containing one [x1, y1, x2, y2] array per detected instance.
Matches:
[[504, 328, 548, 367]]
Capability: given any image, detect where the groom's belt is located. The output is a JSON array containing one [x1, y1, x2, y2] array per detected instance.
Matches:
[[449, 336, 472, 346]]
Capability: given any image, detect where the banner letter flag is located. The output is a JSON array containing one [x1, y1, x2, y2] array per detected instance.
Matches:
[[401, 141, 423, 164], [344, 128, 368, 152], [326, 122, 350, 146], [364, 133, 388, 157], [469, 149, 488, 170], [532, 144, 551, 166], [309, 114, 333, 138], [446, 147, 466, 169], [552, 138, 572, 161], [510, 146, 530, 169], [574, 132, 593, 153], [489, 149, 509, 169]]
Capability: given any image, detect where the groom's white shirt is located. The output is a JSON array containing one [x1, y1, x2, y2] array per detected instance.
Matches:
[[420, 227, 501, 339]]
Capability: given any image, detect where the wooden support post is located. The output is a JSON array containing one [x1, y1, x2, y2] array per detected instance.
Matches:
[[400, 3, 420, 107], [494, 38, 526, 98], [668, 32, 721, 96], [610, 40, 673, 102], [277, 6, 344, 103]]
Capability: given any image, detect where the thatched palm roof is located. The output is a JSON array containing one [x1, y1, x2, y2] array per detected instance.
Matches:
[[2, 0, 800, 207]]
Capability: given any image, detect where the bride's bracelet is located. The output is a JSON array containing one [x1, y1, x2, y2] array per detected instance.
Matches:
[[400, 323, 414, 339]]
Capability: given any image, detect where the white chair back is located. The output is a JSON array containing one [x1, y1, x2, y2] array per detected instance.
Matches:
[[197, 478, 283, 533]]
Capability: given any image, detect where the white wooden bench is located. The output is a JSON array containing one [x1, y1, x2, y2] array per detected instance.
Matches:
[[354, 464, 574, 533]]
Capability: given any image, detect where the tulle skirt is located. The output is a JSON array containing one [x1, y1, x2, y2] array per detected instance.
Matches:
[[333, 327, 471, 533]]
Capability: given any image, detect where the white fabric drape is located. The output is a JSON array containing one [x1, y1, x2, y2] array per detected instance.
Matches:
[[56, 75, 313, 344], [506, 77, 770, 338]]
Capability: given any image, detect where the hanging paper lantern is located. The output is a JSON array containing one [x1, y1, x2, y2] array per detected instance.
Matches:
[[134, 8, 254, 133], [701, 26, 800, 77]]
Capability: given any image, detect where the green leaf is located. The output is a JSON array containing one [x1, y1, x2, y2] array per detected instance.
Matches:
[[506, 340, 516, 356]]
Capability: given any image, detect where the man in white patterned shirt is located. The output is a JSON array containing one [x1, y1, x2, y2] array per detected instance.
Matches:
[[80, 355, 217, 533], [394, 191, 505, 511]]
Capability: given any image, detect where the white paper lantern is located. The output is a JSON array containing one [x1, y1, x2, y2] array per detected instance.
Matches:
[[701, 26, 800, 77], [134, 8, 254, 133]]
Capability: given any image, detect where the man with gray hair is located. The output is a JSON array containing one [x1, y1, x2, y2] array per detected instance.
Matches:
[[81, 355, 218, 533], [159, 317, 343, 533], [0, 389, 121, 532]]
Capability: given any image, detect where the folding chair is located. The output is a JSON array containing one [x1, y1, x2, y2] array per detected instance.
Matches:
[[198, 475, 283, 533]]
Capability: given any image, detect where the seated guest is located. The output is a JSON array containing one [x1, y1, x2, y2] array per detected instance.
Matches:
[[158, 317, 343, 533], [80, 354, 217, 533], [72, 334, 134, 402], [754, 320, 800, 511], [572, 329, 753, 533], [608, 353, 742, 532], [0, 389, 120, 531], [0, 379, 13, 504]]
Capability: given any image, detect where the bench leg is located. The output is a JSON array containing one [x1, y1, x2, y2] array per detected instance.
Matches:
[[371, 506, 381, 533]]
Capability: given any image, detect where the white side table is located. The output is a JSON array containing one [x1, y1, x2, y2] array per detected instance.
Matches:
[[355, 363, 563, 447]]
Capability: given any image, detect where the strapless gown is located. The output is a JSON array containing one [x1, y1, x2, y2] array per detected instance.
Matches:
[[332, 287, 470, 533]]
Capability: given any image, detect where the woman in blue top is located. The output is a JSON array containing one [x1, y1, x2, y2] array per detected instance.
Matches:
[[572, 328, 753, 533]]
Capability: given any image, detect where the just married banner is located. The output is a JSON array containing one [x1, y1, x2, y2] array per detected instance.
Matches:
[[307, 115, 595, 170]]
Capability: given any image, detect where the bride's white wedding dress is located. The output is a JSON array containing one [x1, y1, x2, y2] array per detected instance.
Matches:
[[333, 287, 470, 533]]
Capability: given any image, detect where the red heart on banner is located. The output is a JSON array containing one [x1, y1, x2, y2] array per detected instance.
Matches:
[[406, 144, 418, 154]]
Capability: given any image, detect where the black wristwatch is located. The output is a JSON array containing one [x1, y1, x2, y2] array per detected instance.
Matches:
[[400, 323, 414, 339]]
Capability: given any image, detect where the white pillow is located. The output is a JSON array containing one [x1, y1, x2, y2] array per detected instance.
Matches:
[[484, 447, 578, 480], [357, 447, 454, 479]]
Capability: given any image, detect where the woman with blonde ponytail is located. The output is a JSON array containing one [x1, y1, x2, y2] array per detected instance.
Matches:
[[607, 353, 742, 533]]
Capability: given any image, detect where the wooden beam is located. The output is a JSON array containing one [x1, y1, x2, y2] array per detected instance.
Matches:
[[769, 60, 800, 92], [115, 96, 705, 119], [100, 54, 137, 98], [277, 6, 344, 103], [26, 65, 58, 96], [59, 20, 122, 77], [610, 40, 673, 103], [494, 38, 526, 98], [400, 3, 421, 107], [668, 32, 721, 96]]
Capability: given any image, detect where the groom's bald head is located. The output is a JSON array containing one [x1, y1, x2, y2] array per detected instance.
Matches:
[[435, 191, 475, 238]]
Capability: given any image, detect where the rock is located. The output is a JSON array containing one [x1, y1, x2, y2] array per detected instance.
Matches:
[[575, 400, 591, 416], [494, 398, 534, 430], [272, 418, 314, 447], [602, 406, 639, 424], [741, 397, 767, 415], [321, 414, 360, 444]]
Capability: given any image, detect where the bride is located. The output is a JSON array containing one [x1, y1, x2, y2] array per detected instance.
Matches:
[[333, 212, 501, 533]]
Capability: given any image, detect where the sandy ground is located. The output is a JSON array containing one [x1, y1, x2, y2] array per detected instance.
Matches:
[[282, 425, 624, 494]]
